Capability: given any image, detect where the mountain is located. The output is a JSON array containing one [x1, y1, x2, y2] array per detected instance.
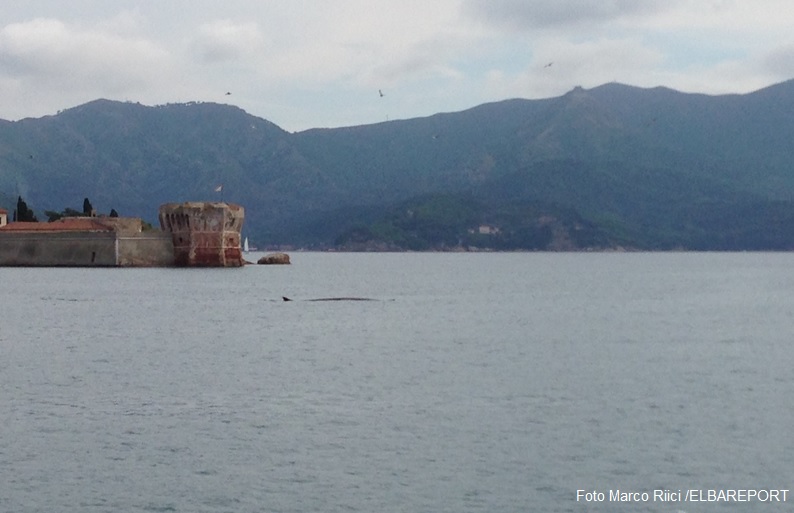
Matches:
[[2, 80, 794, 250]]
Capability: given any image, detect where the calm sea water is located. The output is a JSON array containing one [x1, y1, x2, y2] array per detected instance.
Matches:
[[1, 252, 793, 513]]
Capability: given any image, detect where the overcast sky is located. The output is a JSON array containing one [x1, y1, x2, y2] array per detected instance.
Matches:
[[2, 1, 793, 131]]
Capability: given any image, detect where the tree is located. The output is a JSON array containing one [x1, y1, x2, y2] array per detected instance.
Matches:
[[44, 206, 90, 222], [15, 196, 38, 222], [83, 197, 94, 216], [44, 210, 63, 222], [109, 208, 119, 218]]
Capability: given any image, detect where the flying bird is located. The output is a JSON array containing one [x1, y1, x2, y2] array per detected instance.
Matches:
[[225, 92, 231, 96], [544, 62, 553, 68], [378, 89, 384, 97]]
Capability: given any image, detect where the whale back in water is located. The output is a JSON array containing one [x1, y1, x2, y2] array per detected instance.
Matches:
[[282, 296, 378, 302]]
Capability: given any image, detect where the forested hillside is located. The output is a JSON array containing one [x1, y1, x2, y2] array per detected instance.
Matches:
[[3, 79, 794, 250]]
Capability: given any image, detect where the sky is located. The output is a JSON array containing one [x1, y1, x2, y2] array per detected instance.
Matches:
[[1, 0, 794, 132]]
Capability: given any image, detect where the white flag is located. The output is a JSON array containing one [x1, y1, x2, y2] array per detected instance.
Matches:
[[214, 184, 223, 192]]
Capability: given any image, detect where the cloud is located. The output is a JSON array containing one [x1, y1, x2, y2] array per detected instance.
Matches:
[[480, 37, 667, 100], [0, 18, 170, 91], [193, 20, 265, 63], [203, 2, 473, 93], [475, 34, 794, 103], [763, 44, 794, 78], [360, 36, 469, 90], [0, 1, 792, 131], [462, 0, 675, 30]]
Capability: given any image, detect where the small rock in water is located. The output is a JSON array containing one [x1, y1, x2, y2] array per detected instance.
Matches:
[[258, 252, 290, 265]]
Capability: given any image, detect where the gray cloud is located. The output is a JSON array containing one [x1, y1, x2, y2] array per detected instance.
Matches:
[[0, 17, 173, 110], [763, 44, 794, 78], [192, 20, 265, 63], [462, 0, 674, 30], [0, 1, 790, 130]]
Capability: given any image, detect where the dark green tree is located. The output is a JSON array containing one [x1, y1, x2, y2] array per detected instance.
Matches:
[[109, 208, 119, 218], [44, 210, 63, 222], [15, 196, 38, 222], [83, 197, 94, 216]]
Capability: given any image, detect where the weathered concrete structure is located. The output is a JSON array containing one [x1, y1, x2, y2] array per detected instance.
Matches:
[[0, 217, 174, 267], [0, 202, 245, 267], [0, 208, 7, 227], [158, 202, 245, 267]]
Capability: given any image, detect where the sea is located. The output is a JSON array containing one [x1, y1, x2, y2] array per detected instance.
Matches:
[[1, 252, 792, 513]]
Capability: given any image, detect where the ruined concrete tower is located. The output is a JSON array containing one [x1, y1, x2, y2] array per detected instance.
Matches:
[[158, 202, 245, 267]]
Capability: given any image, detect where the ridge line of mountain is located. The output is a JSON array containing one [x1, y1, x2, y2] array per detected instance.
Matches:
[[2, 78, 794, 250]]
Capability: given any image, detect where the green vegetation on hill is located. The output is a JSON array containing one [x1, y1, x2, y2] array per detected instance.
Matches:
[[331, 193, 619, 251], [3, 80, 794, 250]]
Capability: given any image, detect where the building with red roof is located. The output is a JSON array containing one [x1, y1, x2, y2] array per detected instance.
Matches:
[[0, 202, 245, 267], [0, 215, 174, 266], [0, 217, 115, 233]]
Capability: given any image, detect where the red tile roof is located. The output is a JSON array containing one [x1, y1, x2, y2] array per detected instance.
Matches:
[[0, 218, 115, 232]]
